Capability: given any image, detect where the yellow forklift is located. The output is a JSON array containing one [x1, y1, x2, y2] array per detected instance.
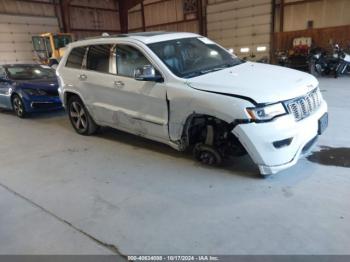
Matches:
[[32, 32, 73, 66]]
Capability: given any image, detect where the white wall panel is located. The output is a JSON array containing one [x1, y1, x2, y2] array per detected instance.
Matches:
[[207, 0, 272, 61], [0, 14, 59, 64]]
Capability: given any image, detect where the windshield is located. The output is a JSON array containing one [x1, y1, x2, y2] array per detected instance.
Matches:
[[148, 37, 243, 78], [53, 35, 72, 49], [6, 65, 56, 80], [32, 37, 52, 52]]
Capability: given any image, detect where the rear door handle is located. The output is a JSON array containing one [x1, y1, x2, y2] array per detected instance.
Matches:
[[114, 80, 124, 88], [79, 74, 87, 81]]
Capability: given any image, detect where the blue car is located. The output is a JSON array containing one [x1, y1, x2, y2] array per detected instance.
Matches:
[[0, 64, 62, 118]]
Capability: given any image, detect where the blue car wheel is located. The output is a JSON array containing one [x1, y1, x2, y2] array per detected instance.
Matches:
[[12, 94, 27, 118]]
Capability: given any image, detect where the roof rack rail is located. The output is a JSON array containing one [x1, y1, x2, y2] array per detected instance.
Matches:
[[83, 33, 129, 40], [82, 31, 171, 40]]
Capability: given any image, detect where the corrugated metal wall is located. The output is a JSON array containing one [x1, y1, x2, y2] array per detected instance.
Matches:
[[69, 0, 120, 39], [128, 0, 200, 33], [207, 0, 272, 61]]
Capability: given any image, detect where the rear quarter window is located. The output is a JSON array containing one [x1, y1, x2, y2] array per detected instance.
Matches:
[[66, 47, 87, 69]]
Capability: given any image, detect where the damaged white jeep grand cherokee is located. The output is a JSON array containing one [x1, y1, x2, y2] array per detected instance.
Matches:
[[57, 32, 328, 175]]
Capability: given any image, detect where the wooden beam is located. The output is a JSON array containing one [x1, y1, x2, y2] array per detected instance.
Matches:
[[275, 0, 322, 7], [60, 0, 72, 33], [141, 1, 146, 31], [279, 0, 284, 32], [118, 0, 129, 33], [271, 0, 276, 63], [124, 0, 144, 10], [197, 0, 204, 35], [130, 18, 199, 32], [15, 0, 56, 5], [69, 4, 118, 12], [70, 28, 120, 33]]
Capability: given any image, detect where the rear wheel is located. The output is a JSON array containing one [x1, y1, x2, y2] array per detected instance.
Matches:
[[12, 94, 27, 118], [68, 96, 98, 135]]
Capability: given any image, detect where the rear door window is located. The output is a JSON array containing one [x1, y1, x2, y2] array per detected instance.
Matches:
[[66, 47, 87, 69], [86, 45, 112, 73]]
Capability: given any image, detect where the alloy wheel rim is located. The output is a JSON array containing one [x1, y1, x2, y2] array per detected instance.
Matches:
[[70, 101, 87, 131], [13, 97, 23, 116]]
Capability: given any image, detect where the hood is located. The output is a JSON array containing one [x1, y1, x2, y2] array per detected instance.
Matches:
[[186, 62, 318, 104], [15, 78, 59, 92]]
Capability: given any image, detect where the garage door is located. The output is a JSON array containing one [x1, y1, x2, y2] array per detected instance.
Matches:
[[207, 0, 272, 61], [0, 14, 59, 64]]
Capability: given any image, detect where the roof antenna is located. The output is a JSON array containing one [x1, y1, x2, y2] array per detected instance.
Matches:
[[102, 32, 109, 37]]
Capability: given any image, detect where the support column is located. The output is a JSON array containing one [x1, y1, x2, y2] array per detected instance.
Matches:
[[118, 0, 129, 33], [59, 0, 71, 32]]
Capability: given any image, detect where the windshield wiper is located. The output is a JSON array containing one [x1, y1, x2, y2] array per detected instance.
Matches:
[[200, 64, 233, 74], [183, 71, 205, 78], [183, 64, 237, 78]]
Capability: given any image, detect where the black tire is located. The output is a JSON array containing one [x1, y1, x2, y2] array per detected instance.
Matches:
[[309, 60, 320, 77], [193, 143, 222, 166], [67, 96, 98, 135], [12, 94, 27, 118]]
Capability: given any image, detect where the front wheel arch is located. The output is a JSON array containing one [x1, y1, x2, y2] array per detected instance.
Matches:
[[64, 91, 82, 108]]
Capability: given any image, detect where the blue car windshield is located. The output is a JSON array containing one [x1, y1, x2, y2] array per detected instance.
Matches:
[[148, 37, 243, 78], [6, 66, 55, 80]]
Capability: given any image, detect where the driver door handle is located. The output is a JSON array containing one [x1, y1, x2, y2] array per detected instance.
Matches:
[[79, 74, 87, 81], [114, 80, 124, 88]]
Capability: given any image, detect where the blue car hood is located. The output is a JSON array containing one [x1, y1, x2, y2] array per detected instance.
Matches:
[[16, 79, 58, 92]]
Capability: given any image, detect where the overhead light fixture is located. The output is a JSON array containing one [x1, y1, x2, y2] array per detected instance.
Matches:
[[240, 47, 250, 53], [257, 46, 267, 52]]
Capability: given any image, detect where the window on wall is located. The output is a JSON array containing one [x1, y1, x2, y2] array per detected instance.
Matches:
[[86, 45, 112, 73], [66, 47, 87, 69], [115, 45, 152, 78]]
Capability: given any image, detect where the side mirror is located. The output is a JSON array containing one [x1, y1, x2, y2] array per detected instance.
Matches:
[[134, 65, 163, 82]]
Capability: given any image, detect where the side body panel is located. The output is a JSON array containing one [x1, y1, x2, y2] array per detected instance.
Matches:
[[58, 40, 170, 143], [0, 82, 12, 109]]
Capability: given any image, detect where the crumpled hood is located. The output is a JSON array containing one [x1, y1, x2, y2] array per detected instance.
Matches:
[[186, 62, 318, 104], [16, 78, 59, 92]]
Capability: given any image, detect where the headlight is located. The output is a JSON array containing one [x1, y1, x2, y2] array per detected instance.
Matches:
[[246, 103, 287, 121], [24, 89, 48, 96]]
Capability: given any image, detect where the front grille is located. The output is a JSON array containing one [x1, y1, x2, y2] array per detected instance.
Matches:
[[285, 88, 322, 121]]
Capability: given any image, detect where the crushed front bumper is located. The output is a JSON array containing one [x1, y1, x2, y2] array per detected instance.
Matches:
[[232, 101, 328, 175]]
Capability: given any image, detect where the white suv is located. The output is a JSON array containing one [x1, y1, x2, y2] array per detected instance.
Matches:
[[56, 32, 328, 175]]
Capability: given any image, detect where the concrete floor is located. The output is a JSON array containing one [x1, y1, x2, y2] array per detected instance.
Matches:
[[0, 77, 349, 255]]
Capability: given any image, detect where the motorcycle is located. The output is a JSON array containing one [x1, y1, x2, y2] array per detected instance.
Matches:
[[334, 44, 350, 77], [308, 46, 338, 77], [275, 50, 289, 67]]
